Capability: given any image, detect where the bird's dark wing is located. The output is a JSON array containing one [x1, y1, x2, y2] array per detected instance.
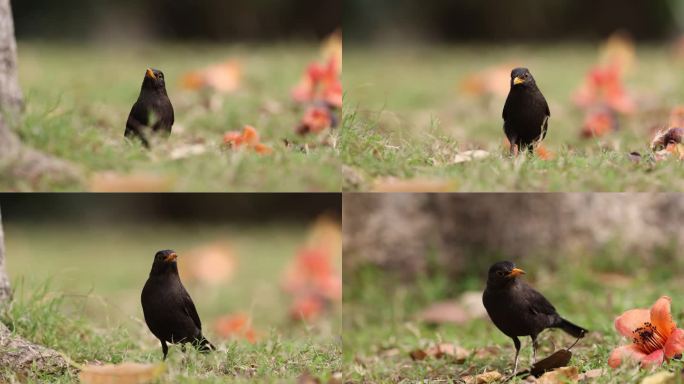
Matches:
[[181, 288, 202, 331], [502, 94, 512, 120], [522, 283, 557, 317]]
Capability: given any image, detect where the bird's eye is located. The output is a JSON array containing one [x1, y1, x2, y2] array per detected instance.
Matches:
[[496, 271, 506, 277]]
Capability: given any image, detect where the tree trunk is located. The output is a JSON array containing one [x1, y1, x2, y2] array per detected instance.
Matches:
[[0, 205, 70, 377], [0, 0, 79, 187], [0, 207, 9, 302], [0, 0, 22, 114]]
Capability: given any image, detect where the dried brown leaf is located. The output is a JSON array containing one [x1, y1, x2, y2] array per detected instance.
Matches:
[[536, 367, 579, 384], [79, 363, 165, 384], [461, 371, 503, 384]]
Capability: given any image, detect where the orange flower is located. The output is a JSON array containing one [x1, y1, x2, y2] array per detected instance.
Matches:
[[223, 125, 273, 155], [581, 108, 619, 139], [297, 105, 334, 135], [609, 296, 684, 368], [573, 64, 635, 114], [291, 57, 342, 109]]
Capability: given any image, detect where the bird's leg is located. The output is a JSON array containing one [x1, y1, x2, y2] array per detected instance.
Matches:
[[512, 337, 521, 375], [531, 335, 539, 364], [161, 340, 168, 360], [511, 143, 519, 157]]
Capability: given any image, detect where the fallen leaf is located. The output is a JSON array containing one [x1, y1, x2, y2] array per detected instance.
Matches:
[[453, 150, 490, 164], [297, 371, 321, 384], [89, 172, 173, 192], [433, 343, 470, 362], [473, 346, 501, 359], [79, 363, 165, 384], [536, 367, 579, 384], [641, 371, 676, 384], [409, 348, 428, 361], [461, 371, 503, 384], [530, 350, 573, 377], [372, 178, 455, 193], [578, 368, 604, 381], [651, 127, 684, 151], [408, 343, 469, 363]]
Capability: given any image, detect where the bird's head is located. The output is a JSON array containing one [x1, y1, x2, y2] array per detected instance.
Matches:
[[142, 68, 166, 90], [487, 261, 526, 287], [150, 249, 179, 275], [510, 68, 536, 88]]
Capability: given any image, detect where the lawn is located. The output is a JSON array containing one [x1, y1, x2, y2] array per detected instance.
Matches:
[[341, 44, 684, 192], [3, 41, 340, 192], [0, 223, 341, 383], [343, 249, 684, 383]]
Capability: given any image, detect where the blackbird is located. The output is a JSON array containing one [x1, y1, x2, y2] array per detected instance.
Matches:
[[141, 250, 214, 359], [503, 68, 550, 155], [125, 68, 174, 148], [482, 261, 586, 374]]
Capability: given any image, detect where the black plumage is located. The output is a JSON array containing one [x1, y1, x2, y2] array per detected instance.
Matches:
[[141, 250, 215, 360], [482, 261, 586, 373], [503, 68, 550, 155], [125, 68, 174, 148]]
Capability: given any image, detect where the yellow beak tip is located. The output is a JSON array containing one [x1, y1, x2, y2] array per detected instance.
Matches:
[[513, 77, 525, 85], [146, 68, 156, 79]]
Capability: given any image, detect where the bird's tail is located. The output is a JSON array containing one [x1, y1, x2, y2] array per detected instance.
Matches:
[[194, 336, 216, 353], [557, 318, 588, 338]]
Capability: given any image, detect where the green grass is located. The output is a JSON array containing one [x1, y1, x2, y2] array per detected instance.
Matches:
[[342, 44, 684, 191], [3, 41, 340, 192], [0, 223, 341, 383], [343, 248, 684, 383]]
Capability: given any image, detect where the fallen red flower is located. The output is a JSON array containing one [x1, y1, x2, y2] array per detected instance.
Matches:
[[223, 125, 273, 155]]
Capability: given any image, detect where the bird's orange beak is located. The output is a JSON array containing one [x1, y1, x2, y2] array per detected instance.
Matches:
[[164, 252, 177, 262], [146, 68, 157, 80], [513, 77, 525, 85], [508, 268, 526, 277]]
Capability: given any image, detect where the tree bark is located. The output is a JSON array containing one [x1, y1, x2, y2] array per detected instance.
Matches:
[[0, 206, 70, 377], [0, 207, 9, 302], [0, 0, 79, 187], [0, 0, 22, 114]]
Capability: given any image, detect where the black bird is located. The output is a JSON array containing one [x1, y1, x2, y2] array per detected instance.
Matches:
[[141, 250, 215, 360], [125, 68, 174, 148], [503, 68, 550, 156], [482, 261, 586, 373]]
